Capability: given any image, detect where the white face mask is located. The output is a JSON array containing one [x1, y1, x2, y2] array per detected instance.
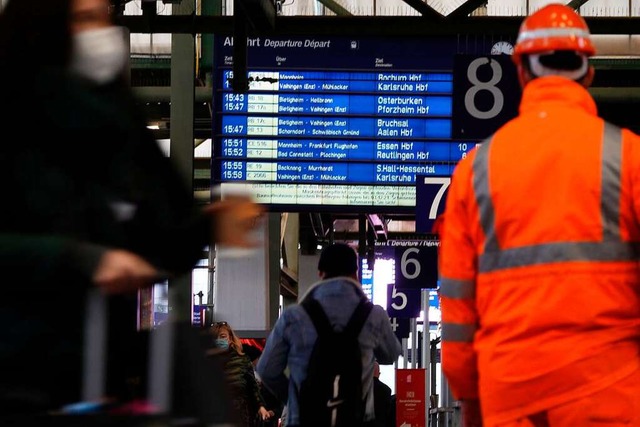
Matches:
[[70, 26, 128, 85]]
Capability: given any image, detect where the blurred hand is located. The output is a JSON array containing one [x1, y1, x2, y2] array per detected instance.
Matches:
[[206, 197, 265, 248], [258, 406, 271, 420], [462, 399, 483, 427], [93, 249, 162, 295]]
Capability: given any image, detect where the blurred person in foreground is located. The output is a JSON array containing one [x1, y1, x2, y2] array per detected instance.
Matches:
[[0, 0, 263, 415], [438, 4, 640, 427], [257, 243, 401, 427], [207, 322, 273, 427]]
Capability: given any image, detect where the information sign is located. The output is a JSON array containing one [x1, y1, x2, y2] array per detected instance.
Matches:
[[212, 36, 504, 212], [396, 369, 427, 427], [415, 175, 451, 233], [360, 258, 374, 301], [386, 284, 422, 318], [389, 316, 410, 340], [452, 54, 521, 140], [192, 305, 205, 327], [394, 243, 439, 289]]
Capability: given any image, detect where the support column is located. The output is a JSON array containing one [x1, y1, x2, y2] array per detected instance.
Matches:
[[213, 212, 280, 337], [298, 253, 320, 300], [168, 0, 196, 322]]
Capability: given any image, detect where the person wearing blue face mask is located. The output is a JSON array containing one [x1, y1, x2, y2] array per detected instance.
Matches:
[[215, 337, 231, 350], [208, 322, 273, 427]]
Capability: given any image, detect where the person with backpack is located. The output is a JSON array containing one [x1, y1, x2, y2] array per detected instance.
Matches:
[[256, 243, 402, 427]]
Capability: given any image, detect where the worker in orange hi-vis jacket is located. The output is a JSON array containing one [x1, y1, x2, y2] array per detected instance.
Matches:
[[438, 4, 640, 427]]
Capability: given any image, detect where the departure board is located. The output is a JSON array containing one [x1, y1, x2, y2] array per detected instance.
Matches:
[[212, 36, 506, 212]]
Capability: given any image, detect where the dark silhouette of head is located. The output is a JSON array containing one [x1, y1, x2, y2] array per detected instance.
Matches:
[[318, 243, 359, 280]]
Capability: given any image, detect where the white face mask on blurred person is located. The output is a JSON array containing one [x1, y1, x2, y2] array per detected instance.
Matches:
[[70, 26, 128, 85]]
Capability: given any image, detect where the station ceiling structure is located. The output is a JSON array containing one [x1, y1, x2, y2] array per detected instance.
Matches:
[[111, 0, 640, 35], [109, 0, 640, 249]]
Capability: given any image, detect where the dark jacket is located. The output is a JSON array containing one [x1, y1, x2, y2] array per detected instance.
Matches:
[[0, 68, 211, 412], [213, 348, 267, 427], [373, 377, 393, 427]]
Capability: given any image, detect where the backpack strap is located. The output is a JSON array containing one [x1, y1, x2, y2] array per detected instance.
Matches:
[[302, 297, 373, 338], [344, 299, 373, 338], [302, 297, 333, 337]]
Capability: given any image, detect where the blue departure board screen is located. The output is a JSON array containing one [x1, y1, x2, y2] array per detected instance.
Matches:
[[212, 36, 508, 212]]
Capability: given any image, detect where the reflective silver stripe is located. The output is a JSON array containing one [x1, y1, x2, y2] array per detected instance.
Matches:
[[441, 322, 476, 343], [473, 123, 633, 273], [479, 241, 640, 272], [601, 122, 622, 241], [517, 27, 591, 44], [440, 278, 475, 299], [473, 136, 497, 251]]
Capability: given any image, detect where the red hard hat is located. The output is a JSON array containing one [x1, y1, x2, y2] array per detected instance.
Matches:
[[512, 3, 596, 66]]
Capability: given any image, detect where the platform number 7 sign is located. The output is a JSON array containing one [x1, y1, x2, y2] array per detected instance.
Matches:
[[415, 176, 450, 233]]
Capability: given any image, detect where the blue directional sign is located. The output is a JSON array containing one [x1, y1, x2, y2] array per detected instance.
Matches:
[[220, 138, 471, 162], [386, 284, 422, 318], [415, 175, 451, 233], [452, 54, 521, 140], [394, 244, 439, 289], [212, 36, 502, 212], [217, 160, 454, 183], [389, 316, 410, 340]]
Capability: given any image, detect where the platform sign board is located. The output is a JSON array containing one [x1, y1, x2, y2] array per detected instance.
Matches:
[[387, 284, 422, 318], [396, 368, 427, 427], [212, 36, 513, 212], [389, 316, 410, 340], [451, 54, 521, 140], [415, 175, 451, 233], [394, 243, 439, 289]]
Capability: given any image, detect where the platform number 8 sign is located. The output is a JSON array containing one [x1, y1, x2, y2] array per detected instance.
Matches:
[[452, 53, 521, 141]]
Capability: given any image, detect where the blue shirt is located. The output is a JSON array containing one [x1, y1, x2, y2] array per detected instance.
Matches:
[[256, 277, 402, 426]]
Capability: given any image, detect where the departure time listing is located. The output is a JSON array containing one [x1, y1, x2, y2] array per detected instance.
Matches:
[[214, 66, 462, 199], [220, 138, 476, 162], [218, 160, 454, 183]]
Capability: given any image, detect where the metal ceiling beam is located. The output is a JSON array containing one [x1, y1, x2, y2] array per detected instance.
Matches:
[[367, 214, 388, 241], [316, 0, 352, 17], [589, 87, 640, 103], [141, 0, 157, 19], [233, 0, 250, 92], [400, 0, 444, 19], [567, 0, 592, 9], [116, 15, 640, 36], [235, 0, 276, 33], [448, 0, 486, 20]]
